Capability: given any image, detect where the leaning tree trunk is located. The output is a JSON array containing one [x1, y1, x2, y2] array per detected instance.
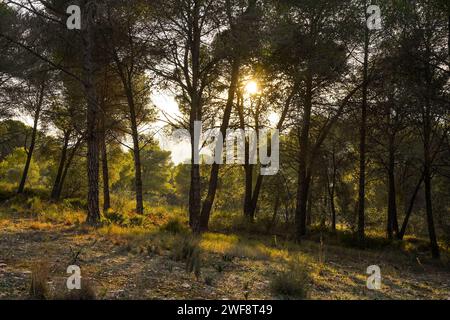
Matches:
[[18, 85, 44, 194], [57, 138, 81, 200], [83, 0, 101, 225], [51, 130, 71, 200], [198, 60, 240, 232], [398, 174, 423, 240]]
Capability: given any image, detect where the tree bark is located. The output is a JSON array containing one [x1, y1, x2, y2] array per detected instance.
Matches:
[[82, 0, 100, 225]]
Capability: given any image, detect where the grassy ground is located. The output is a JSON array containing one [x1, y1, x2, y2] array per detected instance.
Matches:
[[0, 198, 449, 300]]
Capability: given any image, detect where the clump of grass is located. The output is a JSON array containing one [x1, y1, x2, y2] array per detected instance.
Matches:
[[270, 257, 310, 300], [172, 236, 202, 278], [160, 217, 189, 235], [27, 196, 44, 216], [29, 261, 50, 300]]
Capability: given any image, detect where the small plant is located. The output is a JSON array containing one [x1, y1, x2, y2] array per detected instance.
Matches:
[[103, 209, 128, 226], [204, 274, 214, 286], [129, 214, 145, 227], [29, 261, 50, 300], [214, 263, 224, 273], [222, 253, 234, 262], [270, 257, 310, 300]]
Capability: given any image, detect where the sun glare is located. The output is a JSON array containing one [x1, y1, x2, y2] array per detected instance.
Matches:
[[244, 81, 259, 95]]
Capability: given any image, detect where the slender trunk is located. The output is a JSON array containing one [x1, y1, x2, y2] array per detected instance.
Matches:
[[57, 138, 81, 199], [422, 46, 440, 259], [387, 136, 399, 239], [51, 131, 71, 200], [198, 60, 240, 232], [357, 23, 370, 246], [329, 150, 337, 232], [306, 177, 313, 227], [423, 162, 440, 259], [398, 174, 423, 240], [248, 175, 263, 221], [100, 117, 110, 212], [18, 85, 44, 194], [126, 91, 144, 215], [270, 194, 280, 231], [245, 87, 297, 222], [188, 2, 202, 231], [244, 163, 253, 219], [83, 0, 100, 225], [295, 69, 313, 240]]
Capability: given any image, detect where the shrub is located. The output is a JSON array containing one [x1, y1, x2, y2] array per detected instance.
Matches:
[[270, 258, 310, 300]]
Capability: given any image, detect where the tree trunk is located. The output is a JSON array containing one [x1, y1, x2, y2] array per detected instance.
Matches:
[[387, 136, 399, 239], [328, 149, 337, 232], [51, 130, 71, 200], [198, 60, 240, 232], [57, 138, 81, 200], [422, 45, 440, 259], [125, 90, 144, 215], [248, 175, 263, 221], [188, 1, 203, 231], [83, 0, 100, 225], [18, 85, 44, 194], [398, 174, 423, 240], [295, 69, 313, 240], [100, 117, 110, 213], [357, 23, 370, 246]]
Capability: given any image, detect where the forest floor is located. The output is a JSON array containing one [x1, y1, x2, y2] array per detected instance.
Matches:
[[1, 211, 450, 300]]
